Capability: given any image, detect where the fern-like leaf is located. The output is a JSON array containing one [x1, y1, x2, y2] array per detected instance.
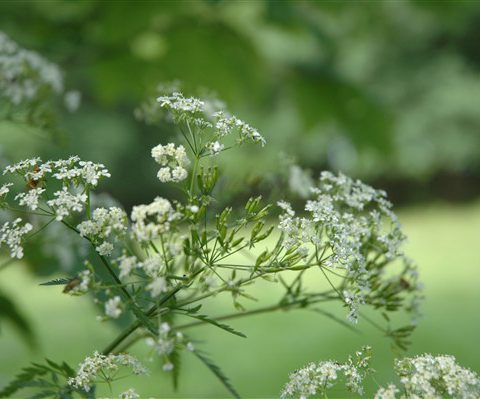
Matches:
[[186, 314, 246, 338], [193, 350, 241, 399], [0, 364, 48, 398], [39, 278, 72, 286]]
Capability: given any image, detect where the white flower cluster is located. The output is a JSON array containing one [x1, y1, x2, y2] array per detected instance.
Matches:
[[151, 143, 190, 183], [147, 275, 168, 297], [51, 158, 111, 187], [117, 254, 138, 279], [105, 296, 122, 319], [0, 218, 32, 258], [214, 111, 266, 146], [391, 354, 480, 399], [374, 384, 400, 399], [0, 183, 12, 198], [77, 207, 128, 256], [3, 157, 42, 176], [146, 322, 194, 372], [131, 197, 180, 243], [68, 352, 147, 392], [154, 90, 266, 153], [46, 187, 87, 221], [15, 188, 45, 210], [277, 171, 419, 323], [0, 31, 63, 106], [118, 389, 140, 399], [206, 140, 225, 156], [3, 156, 110, 188], [157, 92, 205, 115], [281, 361, 341, 399], [281, 346, 372, 399], [115, 254, 169, 297]]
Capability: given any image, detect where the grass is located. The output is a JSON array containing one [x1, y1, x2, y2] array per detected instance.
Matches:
[[0, 201, 479, 398]]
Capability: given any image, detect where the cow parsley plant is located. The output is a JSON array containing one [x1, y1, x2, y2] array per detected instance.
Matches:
[[0, 89, 422, 398]]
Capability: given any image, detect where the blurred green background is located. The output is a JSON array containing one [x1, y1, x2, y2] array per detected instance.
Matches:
[[0, 0, 480, 398]]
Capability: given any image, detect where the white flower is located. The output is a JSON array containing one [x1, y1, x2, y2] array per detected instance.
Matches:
[[140, 255, 164, 276], [105, 296, 122, 319], [395, 354, 480, 398], [204, 275, 217, 289], [151, 143, 190, 183], [0, 218, 32, 258], [214, 111, 266, 146], [52, 158, 110, 187], [289, 165, 313, 199], [157, 167, 171, 182], [0, 32, 63, 106], [15, 188, 45, 210], [171, 166, 188, 182], [131, 197, 180, 243], [281, 346, 372, 399], [117, 255, 138, 279], [147, 276, 168, 297], [281, 361, 341, 399], [277, 171, 420, 323], [157, 92, 205, 114], [78, 161, 111, 186], [3, 158, 41, 175], [46, 187, 87, 221], [68, 352, 147, 392], [163, 362, 174, 372], [3, 157, 110, 190], [118, 389, 139, 399], [207, 141, 224, 155], [78, 207, 127, 254], [96, 241, 114, 256], [64, 90, 81, 112], [374, 384, 399, 399], [0, 183, 13, 198], [189, 205, 199, 213]]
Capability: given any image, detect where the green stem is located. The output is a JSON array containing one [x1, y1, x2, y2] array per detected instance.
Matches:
[[102, 284, 184, 355], [85, 187, 91, 219], [177, 297, 332, 330], [60, 220, 157, 334], [115, 295, 336, 352], [189, 155, 199, 196]]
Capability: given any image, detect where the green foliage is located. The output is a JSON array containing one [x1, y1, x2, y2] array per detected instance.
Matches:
[[0, 289, 34, 347], [0, 359, 89, 399]]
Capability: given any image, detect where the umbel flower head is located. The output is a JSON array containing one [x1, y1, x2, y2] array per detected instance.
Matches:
[[0, 218, 32, 258], [68, 352, 147, 392], [136, 87, 266, 159], [277, 171, 422, 324], [281, 346, 372, 399], [0, 31, 80, 126], [0, 31, 63, 106], [151, 143, 190, 183], [283, 350, 480, 399], [391, 354, 480, 399], [130, 197, 180, 243]]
